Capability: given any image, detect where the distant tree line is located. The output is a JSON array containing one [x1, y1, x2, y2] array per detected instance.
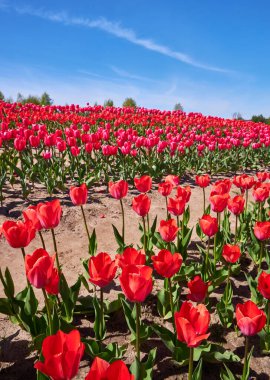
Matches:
[[0, 91, 53, 105]]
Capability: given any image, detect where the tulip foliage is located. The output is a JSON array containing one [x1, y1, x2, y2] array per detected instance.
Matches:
[[1, 145, 270, 379]]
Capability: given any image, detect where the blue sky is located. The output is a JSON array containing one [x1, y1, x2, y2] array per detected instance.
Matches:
[[0, 0, 269, 118]]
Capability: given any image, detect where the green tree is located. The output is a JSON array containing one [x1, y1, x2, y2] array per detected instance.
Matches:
[[122, 97, 137, 108], [0, 91, 5, 101], [17, 93, 24, 103], [23, 95, 41, 105], [104, 99, 114, 107], [174, 102, 183, 111], [251, 114, 268, 123], [40, 92, 53, 105]]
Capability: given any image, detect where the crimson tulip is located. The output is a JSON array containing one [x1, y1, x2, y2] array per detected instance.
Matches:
[[152, 249, 182, 278], [2, 219, 36, 249], [195, 174, 210, 188], [236, 300, 266, 336], [227, 195, 245, 215], [88, 252, 117, 288], [222, 244, 241, 263], [158, 182, 173, 197], [158, 219, 179, 242], [119, 264, 153, 303], [108, 180, 128, 199], [254, 221, 270, 240], [25, 248, 59, 294], [116, 247, 146, 269], [199, 215, 218, 237], [187, 275, 209, 302], [36, 199, 62, 229], [167, 196, 186, 216], [165, 175, 180, 188], [132, 193, 151, 217], [174, 301, 210, 347], [258, 271, 270, 299], [85, 357, 134, 380], [134, 175, 152, 193], [209, 193, 229, 213], [34, 330, 85, 380], [69, 183, 88, 205]]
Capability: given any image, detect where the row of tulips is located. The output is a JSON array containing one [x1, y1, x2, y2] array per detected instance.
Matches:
[[1, 172, 270, 379], [1, 101, 270, 199]]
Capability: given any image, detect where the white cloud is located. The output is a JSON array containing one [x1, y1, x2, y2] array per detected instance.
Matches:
[[7, 4, 232, 73]]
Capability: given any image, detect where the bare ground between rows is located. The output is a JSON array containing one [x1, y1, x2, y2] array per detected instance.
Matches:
[[0, 174, 270, 379]]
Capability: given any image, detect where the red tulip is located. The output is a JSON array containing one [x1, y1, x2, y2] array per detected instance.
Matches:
[[85, 357, 134, 380], [236, 300, 266, 336], [108, 180, 128, 199], [187, 275, 209, 302], [256, 172, 269, 182], [34, 330, 85, 380], [158, 182, 173, 197], [36, 200, 62, 229], [233, 174, 255, 190], [165, 175, 180, 188], [209, 193, 229, 213], [1, 220, 36, 248], [211, 179, 231, 195], [174, 301, 210, 347], [254, 221, 270, 241], [158, 219, 179, 242], [222, 244, 241, 263], [134, 175, 152, 193], [176, 186, 191, 203], [227, 195, 245, 215], [14, 137, 26, 151], [252, 184, 269, 203], [195, 174, 210, 188], [132, 194, 151, 217], [25, 248, 59, 294], [152, 249, 183, 278], [199, 215, 218, 237], [69, 183, 88, 205], [258, 271, 270, 299], [116, 247, 146, 269], [88, 252, 117, 287], [119, 264, 153, 302], [23, 205, 42, 231], [167, 196, 186, 216]]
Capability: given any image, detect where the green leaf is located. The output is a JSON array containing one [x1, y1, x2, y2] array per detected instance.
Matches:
[[24, 286, 38, 316], [93, 295, 106, 341], [112, 224, 125, 249], [201, 343, 240, 363], [121, 298, 136, 335], [0, 298, 14, 315], [192, 358, 203, 380], [3, 268, 15, 298], [220, 364, 236, 380], [88, 228, 97, 256], [60, 274, 81, 323], [241, 346, 254, 380], [151, 323, 175, 353]]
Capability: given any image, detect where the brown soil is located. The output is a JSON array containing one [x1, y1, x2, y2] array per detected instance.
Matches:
[[0, 175, 270, 379]]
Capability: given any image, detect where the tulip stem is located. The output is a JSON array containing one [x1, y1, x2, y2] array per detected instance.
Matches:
[[267, 300, 270, 335], [165, 197, 169, 220], [51, 229, 60, 272], [188, 347, 194, 380], [21, 247, 30, 286], [259, 241, 264, 269], [136, 302, 141, 362], [147, 213, 150, 234], [142, 216, 147, 256], [234, 215, 238, 243], [242, 336, 249, 380], [100, 288, 104, 339], [213, 232, 217, 267], [205, 237, 210, 281], [80, 205, 91, 242], [177, 216, 180, 250], [203, 188, 206, 213], [245, 190, 248, 213], [42, 288, 53, 335], [260, 202, 263, 222], [38, 231, 46, 250], [120, 199, 125, 244], [168, 277, 176, 333], [224, 265, 231, 309]]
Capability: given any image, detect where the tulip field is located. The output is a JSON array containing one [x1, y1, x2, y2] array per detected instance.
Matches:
[[0, 101, 270, 379]]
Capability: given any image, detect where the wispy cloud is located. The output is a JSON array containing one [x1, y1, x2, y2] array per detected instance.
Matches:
[[4, 3, 231, 73], [109, 65, 159, 83]]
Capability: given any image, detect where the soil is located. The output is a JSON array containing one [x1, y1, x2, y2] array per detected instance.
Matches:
[[0, 175, 270, 379]]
